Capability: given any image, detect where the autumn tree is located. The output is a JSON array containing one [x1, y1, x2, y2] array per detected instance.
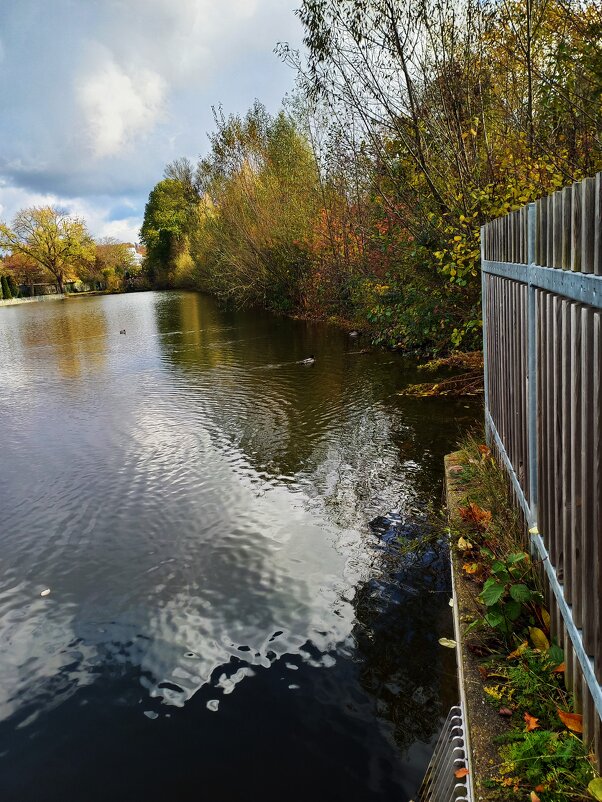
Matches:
[[0, 207, 95, 294]]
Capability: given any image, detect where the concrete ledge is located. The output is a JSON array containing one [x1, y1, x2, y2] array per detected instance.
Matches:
[[445, 451, 506, 802], [0, 294, 65, 307]]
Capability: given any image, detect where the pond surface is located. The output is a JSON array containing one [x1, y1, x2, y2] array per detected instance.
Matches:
[[0, 291, 479, 801]]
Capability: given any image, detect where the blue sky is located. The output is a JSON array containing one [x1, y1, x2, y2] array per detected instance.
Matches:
[[0, 0, 303, 242]]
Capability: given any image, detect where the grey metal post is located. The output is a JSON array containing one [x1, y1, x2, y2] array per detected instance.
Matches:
[[527, 203, 538, 526], [481, 225, 491, 445]]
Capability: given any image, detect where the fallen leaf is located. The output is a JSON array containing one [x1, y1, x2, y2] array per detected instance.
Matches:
[[454, 767, 469, 778], [458, 502, 492, 531], [449, 598, 454, 607], [524, 712, 539, 731], [478, 444, 491, 460], [529, 627, 550, 651], [557, 709, 583, 733], [462, 563, 479, 574], [530, 792, 541, 802], [552, 662, 566, 673], [457, 536, 473, 551], [535, 786, 545, 793], [588, 777, 602, 800], [478, 666, 489, 680], [439, 637, 457, 648], [540, 607, 551, 631], [499, 707, 513, 716], [507, 641, 529, 660]]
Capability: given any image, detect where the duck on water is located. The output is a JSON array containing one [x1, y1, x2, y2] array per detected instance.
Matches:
[[300, 355, 315, 365]]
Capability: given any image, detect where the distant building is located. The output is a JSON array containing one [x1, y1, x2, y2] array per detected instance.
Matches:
[[124, 243, 146, 268]]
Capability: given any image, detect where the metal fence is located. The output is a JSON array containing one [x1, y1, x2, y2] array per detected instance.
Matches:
[[416, 705, 471, 802], [481, 173, 602, 751]]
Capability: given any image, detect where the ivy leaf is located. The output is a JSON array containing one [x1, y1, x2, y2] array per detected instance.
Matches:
[[509, 584, 532, 603], [480, 578, 505, 606]]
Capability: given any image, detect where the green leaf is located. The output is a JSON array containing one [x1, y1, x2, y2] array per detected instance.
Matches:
[[509, 584, 532, 603], [507, 552, 527, 564], [480, 578, 505, 606], [505, 599, 522, 621], [548, 644, 564, 666], [491, 562, 511, 583], [588, 778, 602, 800], [485, 607, 504, 628]]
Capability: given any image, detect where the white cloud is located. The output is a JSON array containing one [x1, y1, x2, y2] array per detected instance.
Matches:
[[78, 56, 166, 158], [0, 0, 303, 234]]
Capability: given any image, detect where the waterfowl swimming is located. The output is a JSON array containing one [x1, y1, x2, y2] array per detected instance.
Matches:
[[120, 329, 126, 334], [349, 330, 359, 337], [300, 355, 315, 365]]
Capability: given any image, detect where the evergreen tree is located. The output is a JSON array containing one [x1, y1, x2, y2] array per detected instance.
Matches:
[[6, 274, 19, 298], [0, 276, 11, 300]]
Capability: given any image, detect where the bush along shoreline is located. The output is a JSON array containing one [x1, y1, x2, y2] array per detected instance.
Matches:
[[447, 436, 602, 802]]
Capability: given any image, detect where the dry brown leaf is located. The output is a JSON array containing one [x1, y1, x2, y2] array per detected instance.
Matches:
[[552, 662, 566, 673], [499, 707, 513, 717], [530, 792, 541, 802], [457, 536, 473, 551], [524, 712, 539, 731], [557, 709, 583, 733], [458, 502, 492, 531], [454, 767, 469, 778]]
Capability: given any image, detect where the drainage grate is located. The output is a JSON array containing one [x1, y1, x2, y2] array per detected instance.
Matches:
[[415, 704, 472, 802]]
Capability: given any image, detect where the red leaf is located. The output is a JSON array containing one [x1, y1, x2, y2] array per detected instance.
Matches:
[[455, 767, 469, 778]]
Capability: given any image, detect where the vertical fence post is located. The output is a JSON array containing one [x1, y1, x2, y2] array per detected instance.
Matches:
[[527, 203, 539, 526], [481, 225, 491, 445]]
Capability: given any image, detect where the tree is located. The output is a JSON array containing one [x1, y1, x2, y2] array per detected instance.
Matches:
[[1, 275, 12, 300], [0, 206, 95, 294], [140, 179, 199, 287]]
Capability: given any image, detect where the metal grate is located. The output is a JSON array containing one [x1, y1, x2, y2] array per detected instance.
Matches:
[[415, 704, 472, 802]]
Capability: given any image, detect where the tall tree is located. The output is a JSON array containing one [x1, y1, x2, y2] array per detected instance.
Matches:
[[0, 207, 95, 294]]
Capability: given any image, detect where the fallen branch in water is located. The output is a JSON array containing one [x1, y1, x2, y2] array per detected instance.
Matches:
[[399, 351, 484, 397]]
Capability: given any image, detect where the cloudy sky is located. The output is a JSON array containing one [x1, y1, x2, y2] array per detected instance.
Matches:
[[0, 0, 303, 242]]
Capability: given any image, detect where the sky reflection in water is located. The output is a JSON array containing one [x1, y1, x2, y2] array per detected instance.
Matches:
[[0, 291, 479, 801]]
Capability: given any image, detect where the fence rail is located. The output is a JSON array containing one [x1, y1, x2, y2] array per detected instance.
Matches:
[[481, 173, 602, 752]]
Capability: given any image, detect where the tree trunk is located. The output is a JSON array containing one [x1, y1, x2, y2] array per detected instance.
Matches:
[[57, 273, 64, 295]]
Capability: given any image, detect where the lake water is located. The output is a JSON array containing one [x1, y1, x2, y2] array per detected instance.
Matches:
[[0, 291, 478, 801]]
